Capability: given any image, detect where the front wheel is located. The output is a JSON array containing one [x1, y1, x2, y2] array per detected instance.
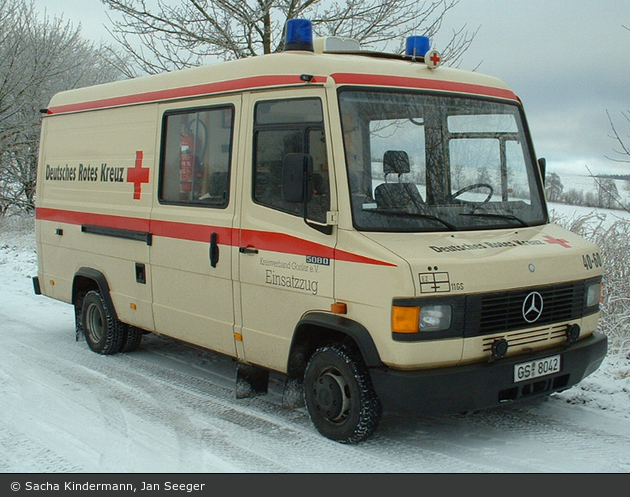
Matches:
[[304, 344, 382, 444]]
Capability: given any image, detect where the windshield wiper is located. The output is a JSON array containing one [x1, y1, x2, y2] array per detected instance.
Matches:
[[459, 212, 530, 227], [374, 209, 458, 230]]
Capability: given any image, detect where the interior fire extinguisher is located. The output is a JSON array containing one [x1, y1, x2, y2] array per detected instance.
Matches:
[[180, 130, 194, 200]]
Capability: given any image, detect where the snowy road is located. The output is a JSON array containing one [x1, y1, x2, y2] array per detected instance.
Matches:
[[2, 265, 629, 473]]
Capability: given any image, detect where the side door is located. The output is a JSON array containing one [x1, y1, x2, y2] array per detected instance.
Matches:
[[149, 96, 240, 356], [236, 91, 337, 372]]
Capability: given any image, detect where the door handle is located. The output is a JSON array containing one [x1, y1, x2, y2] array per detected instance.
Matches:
[[239, 246, 259, 255], [210, 232, 219, 267]]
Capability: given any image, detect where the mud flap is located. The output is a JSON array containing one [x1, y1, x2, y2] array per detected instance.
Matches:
[[282, 376, 305, 409], [235, 362, 269, 399], [74, 293, 85, 342]]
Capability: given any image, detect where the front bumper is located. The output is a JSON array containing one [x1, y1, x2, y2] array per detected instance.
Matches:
[[370, 332, 607, 414]]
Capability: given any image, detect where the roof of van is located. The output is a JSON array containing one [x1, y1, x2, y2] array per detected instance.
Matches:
[[45, 49, 518, 115]]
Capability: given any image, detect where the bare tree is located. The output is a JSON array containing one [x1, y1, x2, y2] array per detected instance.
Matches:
[[545, 172, 564, 203], [606, 109, 630, 165], [598, 23, 630, 211], [0, 0, 129, 214], [102, 0, 478, 75], [597, 177, 620, 209]]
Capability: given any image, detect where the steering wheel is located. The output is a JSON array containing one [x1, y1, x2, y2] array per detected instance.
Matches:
[[451, 183, 493, 206]]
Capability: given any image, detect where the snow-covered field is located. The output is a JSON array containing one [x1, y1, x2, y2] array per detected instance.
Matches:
[[1, 199, 629, 473], [551, 171, 630, 209]]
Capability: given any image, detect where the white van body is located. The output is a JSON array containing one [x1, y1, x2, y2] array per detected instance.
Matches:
[[33, 26, 606, 443]]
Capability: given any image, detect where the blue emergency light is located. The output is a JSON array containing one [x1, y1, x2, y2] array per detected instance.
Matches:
[[285, 18, 314, 52], [405, 36, 431, 58]]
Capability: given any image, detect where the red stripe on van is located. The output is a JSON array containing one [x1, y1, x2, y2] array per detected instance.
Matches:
[[36, 207, 151, 232], [239, 228, 396, 267], [331, 73, 519, 101], [35, 207, 396, 267], [47, 75, 328, 114], [149, 219, 232, 243]]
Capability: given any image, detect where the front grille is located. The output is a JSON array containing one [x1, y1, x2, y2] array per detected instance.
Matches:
[[465, 279, 600, 337], [482, 324, 569, 352]]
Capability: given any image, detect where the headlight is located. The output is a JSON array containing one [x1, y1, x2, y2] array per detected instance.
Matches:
[[419, 305, 452, 332], [586, 281, 602, 307]]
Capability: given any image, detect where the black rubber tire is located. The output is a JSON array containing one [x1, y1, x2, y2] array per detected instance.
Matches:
[[304, 344, 382, 444], [120, 325, 143, 353], [81, 290, 125, 355]]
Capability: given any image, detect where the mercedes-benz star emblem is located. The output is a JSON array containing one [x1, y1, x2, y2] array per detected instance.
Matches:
[[522, 291, 544, 323]]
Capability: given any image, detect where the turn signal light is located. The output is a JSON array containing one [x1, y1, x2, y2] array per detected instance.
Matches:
[[331, 302, 347, 314], [392, 305, 420, 333]]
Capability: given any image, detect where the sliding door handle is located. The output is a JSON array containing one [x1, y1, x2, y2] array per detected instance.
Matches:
[[210, 232, 219, 268]]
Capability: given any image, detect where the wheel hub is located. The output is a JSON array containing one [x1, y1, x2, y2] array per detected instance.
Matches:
[[313, 369, 351, 422], [86, 303, 104, 343]]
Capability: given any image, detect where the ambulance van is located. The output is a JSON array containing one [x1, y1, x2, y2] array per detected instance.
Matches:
[[33, 19, 607, 443]]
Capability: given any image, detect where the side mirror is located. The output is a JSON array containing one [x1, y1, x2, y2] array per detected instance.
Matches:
[[283, 153, 313, 203], [538, 157, 546, 184]]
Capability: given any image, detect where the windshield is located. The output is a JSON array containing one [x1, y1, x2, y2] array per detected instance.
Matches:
[[339, 90, 547, 232]]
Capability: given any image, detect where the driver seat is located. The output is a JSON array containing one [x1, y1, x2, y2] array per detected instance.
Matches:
[[374, 151, 424, 210]]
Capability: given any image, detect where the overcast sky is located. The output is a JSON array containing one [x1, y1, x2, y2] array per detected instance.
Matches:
[[34, 0, 630, 176]]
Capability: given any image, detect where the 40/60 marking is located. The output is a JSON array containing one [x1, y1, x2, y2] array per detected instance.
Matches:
[[582, 252, 602, 270]]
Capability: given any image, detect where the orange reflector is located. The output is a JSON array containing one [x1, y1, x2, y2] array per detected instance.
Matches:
[[130, 303, 137, 310], [392, 305, 419, 333], [49, 280, 55, 286], [234, 332, 243, 341], [331, 302, 347, 314]]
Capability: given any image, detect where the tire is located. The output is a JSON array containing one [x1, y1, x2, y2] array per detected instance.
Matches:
[[120, 325, 143, 353], [81, 290, 125, 355], [304, 344, 382, 444]]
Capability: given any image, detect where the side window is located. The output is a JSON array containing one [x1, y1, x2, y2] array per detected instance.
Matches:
[[159, 106, 233, 207], [253, 98, 329, 222]]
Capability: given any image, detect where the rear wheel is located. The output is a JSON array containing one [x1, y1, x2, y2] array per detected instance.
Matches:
[[304, 344, 382, 444], [120, 325, 143, 353], [81, 290, 124, 355]]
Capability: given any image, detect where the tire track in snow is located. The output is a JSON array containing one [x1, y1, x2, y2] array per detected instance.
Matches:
[[0, 421, 84, 472], [1, 333, 211, 472], [3, 326, 338, 472], [455, 401, 630, 472]]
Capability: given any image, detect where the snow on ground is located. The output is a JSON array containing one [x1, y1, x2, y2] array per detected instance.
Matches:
[[1, 206, 629, 473]]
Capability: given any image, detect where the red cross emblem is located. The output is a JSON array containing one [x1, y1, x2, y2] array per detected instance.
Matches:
[[127, 150, 150, 200], [543, 234, 571, 248], [426, 49, 442, 69]]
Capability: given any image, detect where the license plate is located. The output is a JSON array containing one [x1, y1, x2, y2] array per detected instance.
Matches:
[[514, 355, 561, 383]]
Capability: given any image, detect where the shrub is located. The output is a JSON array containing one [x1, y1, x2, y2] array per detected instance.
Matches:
[[550, 210, 630, 352]]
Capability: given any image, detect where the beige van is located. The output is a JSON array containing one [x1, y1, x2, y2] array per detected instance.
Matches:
[[33, 19, 607, 443]]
